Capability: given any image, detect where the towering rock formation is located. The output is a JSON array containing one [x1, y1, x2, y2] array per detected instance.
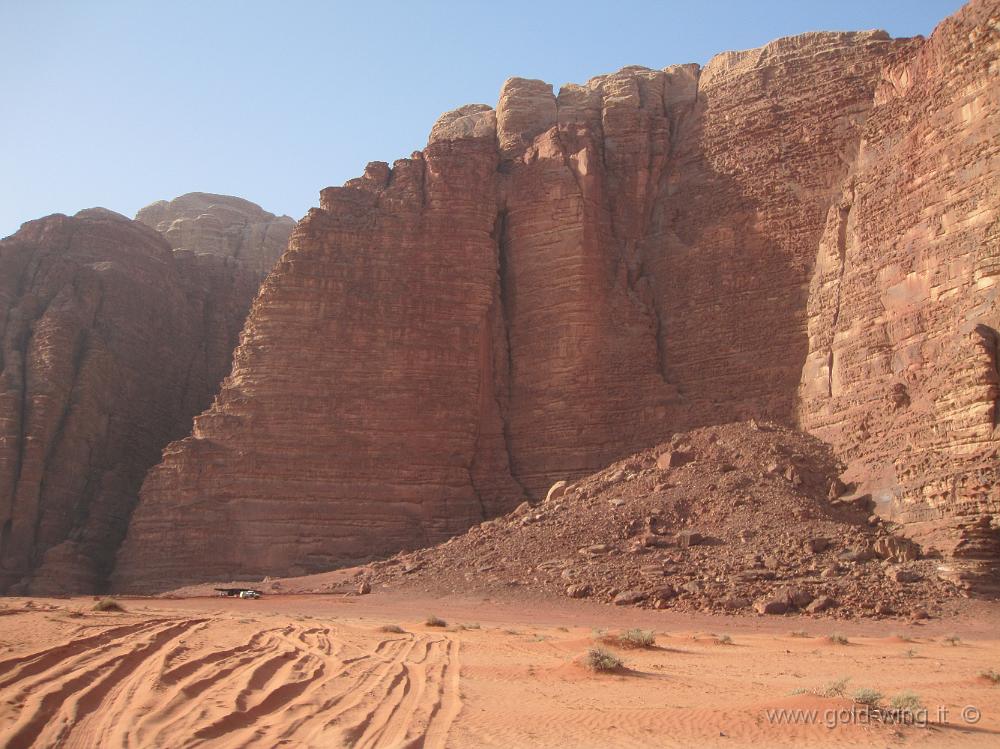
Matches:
[[114, 18, 952, 591], [799, 0, 1000, 591], [136, 193, 294, 277], [0, 197, 289, 593]]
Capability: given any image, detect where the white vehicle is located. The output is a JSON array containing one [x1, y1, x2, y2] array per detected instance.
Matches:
[[215, 587, 262, 599]]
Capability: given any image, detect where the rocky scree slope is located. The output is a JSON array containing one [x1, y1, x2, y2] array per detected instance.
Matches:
[[364, 422, 961, 619]]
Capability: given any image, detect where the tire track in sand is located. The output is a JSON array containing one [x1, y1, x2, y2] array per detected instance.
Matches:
[[0, 616, 463, 749]]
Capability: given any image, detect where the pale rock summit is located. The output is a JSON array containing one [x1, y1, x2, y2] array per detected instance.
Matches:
[[136, 192, 294, 277]]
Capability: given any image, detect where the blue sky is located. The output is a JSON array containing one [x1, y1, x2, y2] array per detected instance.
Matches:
[[0, 0, 966, 237]]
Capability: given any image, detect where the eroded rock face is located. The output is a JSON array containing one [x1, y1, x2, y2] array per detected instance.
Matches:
[[136, 193, 295, 277], [113, 23, 938, 591], [798, 0, 1000, 592], [0, 209, 260, 593]]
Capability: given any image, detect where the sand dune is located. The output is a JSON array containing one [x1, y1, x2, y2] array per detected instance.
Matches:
[[0, 593, 998, 747]]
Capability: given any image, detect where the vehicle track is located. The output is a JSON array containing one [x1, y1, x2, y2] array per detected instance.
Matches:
[[0, 616, 463, 748]]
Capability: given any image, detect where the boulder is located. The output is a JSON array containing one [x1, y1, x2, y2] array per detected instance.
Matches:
[[676, 531, 705, 548], [578, 544, 613, 557], [680, 580, 704, 595], [565, 583, 592, 598], [652, 584, 678, 600], [874, 536, 921, 563], [545, 481, 569, 502], [839, 546, 876, 563], [656, 451, 693, 470], [720, 596, 751, 611], [806, 595, 838, 613], [888, 567, 922, 584], [613, 590, 648, 606], [782, 587, 815, 609], [754, 597, 789, 615], [804, 538, 830, 554]]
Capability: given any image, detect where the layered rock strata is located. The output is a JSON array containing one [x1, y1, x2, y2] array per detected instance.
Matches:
[[114, 21, 951, 590], [798, 0, 1000, 591], [0, 206, 268, 593]]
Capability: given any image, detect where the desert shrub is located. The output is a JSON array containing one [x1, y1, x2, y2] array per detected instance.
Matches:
[[943, 634, 961, 646], [788, 630, 810, 638], [853, 688, 883, 707], [889, 691, 923, 713], [92, 598, 124, 613], [717, 634, 733, 645], [828, 632, 849, 645], [379, 624, 405, 634], [821, 677, 850, 698], [616, 629, 656, 649], [790, 677, 850, 698], [425, 615, 447, 627], [979, 668, 1000, 685], [584, 647, 623, 672]]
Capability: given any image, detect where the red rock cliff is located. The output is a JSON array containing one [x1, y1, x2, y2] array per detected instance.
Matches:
[[0, 207, 267, 593], [799, 0, 1000, 592], [114, 22, 940, 591]]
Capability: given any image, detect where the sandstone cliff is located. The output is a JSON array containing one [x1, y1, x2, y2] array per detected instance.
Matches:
[[799, 0, 1000, 592], [113, 14, 974, 592], [0, 202, 279, 593], [136, 193, 294, 277]]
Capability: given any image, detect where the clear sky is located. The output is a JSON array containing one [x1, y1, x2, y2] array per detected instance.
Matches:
[[0, 0, 967, 238]]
